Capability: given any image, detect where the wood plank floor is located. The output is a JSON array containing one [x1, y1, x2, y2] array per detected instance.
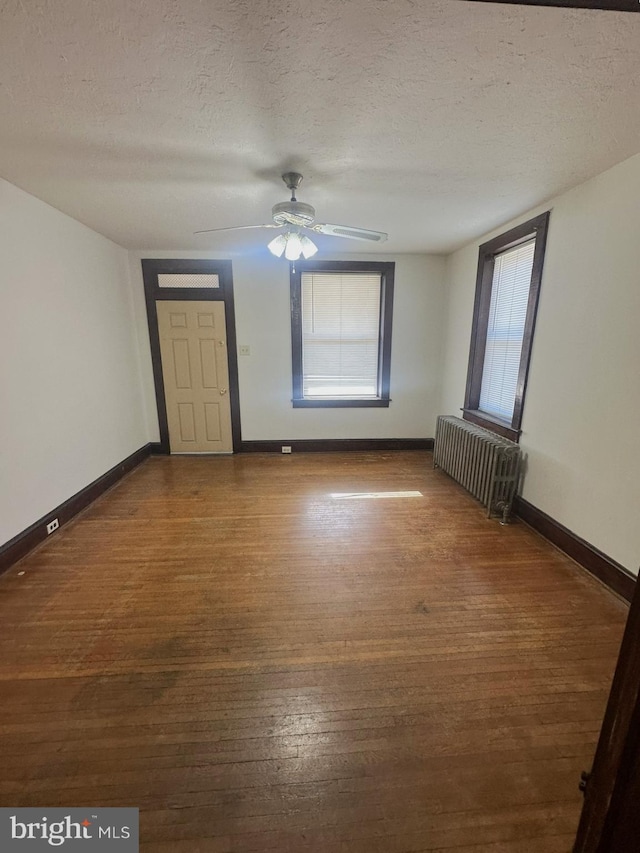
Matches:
[[0, 451, 628, 852]]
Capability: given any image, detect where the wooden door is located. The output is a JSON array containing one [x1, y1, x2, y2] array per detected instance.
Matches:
[[157, 300, 232, 453], [572, 580, 640, 852]]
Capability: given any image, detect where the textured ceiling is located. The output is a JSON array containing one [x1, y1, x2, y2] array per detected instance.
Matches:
[[1, 0, 639, 254]]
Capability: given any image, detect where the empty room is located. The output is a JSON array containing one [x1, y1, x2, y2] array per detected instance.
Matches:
[[1, 1, 639, 851]]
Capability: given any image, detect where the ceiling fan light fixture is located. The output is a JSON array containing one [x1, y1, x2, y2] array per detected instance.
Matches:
[[267, 234, 287, 257], [268, 230, 317, 260], [300, 234, 318, 259], [284, 231, 303, 261]]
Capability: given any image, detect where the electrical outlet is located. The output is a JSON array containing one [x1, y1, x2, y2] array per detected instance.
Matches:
[[46, 518, 59, 535], [281, 446, 292, 454]]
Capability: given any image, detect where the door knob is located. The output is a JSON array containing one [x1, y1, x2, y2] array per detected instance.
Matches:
[[220, 388, 227, 395]]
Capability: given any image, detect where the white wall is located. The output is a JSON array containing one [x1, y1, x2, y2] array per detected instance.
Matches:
[[0, 179, 148, 546], [129, 250, 446, 442], [440, 153, 640, 575]]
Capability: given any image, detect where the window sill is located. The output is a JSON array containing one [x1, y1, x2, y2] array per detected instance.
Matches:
[[293, 398, 391, 409], [462, 409, 521, 442]]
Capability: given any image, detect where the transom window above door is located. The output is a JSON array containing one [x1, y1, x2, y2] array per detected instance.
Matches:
[[158, 273, 220, 288]]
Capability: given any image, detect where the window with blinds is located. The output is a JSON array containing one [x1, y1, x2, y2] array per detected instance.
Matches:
[[463, 211, 549, 439], [479, 240, 535, 420], [301, 271, 381, 398], [290, 261, 395, 407]]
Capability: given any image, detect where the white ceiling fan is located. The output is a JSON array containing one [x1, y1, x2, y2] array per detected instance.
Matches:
[[195, 172, 387, 260]]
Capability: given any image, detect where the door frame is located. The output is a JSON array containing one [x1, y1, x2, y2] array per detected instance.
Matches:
[[142, 259, 242, 454], [572, 575, 640, 852]]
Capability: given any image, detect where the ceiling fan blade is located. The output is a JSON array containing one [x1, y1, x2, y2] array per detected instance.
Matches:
[[194, 224, 279, 235], [462, 0, 637, 10], [310, 223, 388, 243]]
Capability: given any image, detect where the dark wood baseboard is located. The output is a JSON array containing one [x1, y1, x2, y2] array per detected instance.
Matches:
[[515, 497, 636, 602], [149, 442, 164, 455], [239, 438, 434, 453], [0, 444, 151, 576]]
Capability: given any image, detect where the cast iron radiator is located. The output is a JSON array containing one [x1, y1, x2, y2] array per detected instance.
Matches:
[[433, 415, 522, 523]]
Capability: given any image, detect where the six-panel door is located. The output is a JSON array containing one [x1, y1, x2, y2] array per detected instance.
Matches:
[[157, 300, 233, 453]]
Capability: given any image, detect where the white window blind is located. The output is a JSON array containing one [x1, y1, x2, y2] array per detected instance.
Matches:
[[479, 239, 535, 421], [301, 272, 382, 398]]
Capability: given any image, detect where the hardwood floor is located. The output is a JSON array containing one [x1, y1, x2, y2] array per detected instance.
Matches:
[[0, 451, 628, 852]]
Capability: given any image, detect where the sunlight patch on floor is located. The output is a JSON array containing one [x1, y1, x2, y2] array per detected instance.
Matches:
[[329, 490, 423, 500]]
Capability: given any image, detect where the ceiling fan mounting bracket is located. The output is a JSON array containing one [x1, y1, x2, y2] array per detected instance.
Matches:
[[282, 172, 304, 193]]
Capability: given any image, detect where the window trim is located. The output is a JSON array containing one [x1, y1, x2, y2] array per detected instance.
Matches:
[[463, 211, 550, 442], [290, 260, 395, 408]]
